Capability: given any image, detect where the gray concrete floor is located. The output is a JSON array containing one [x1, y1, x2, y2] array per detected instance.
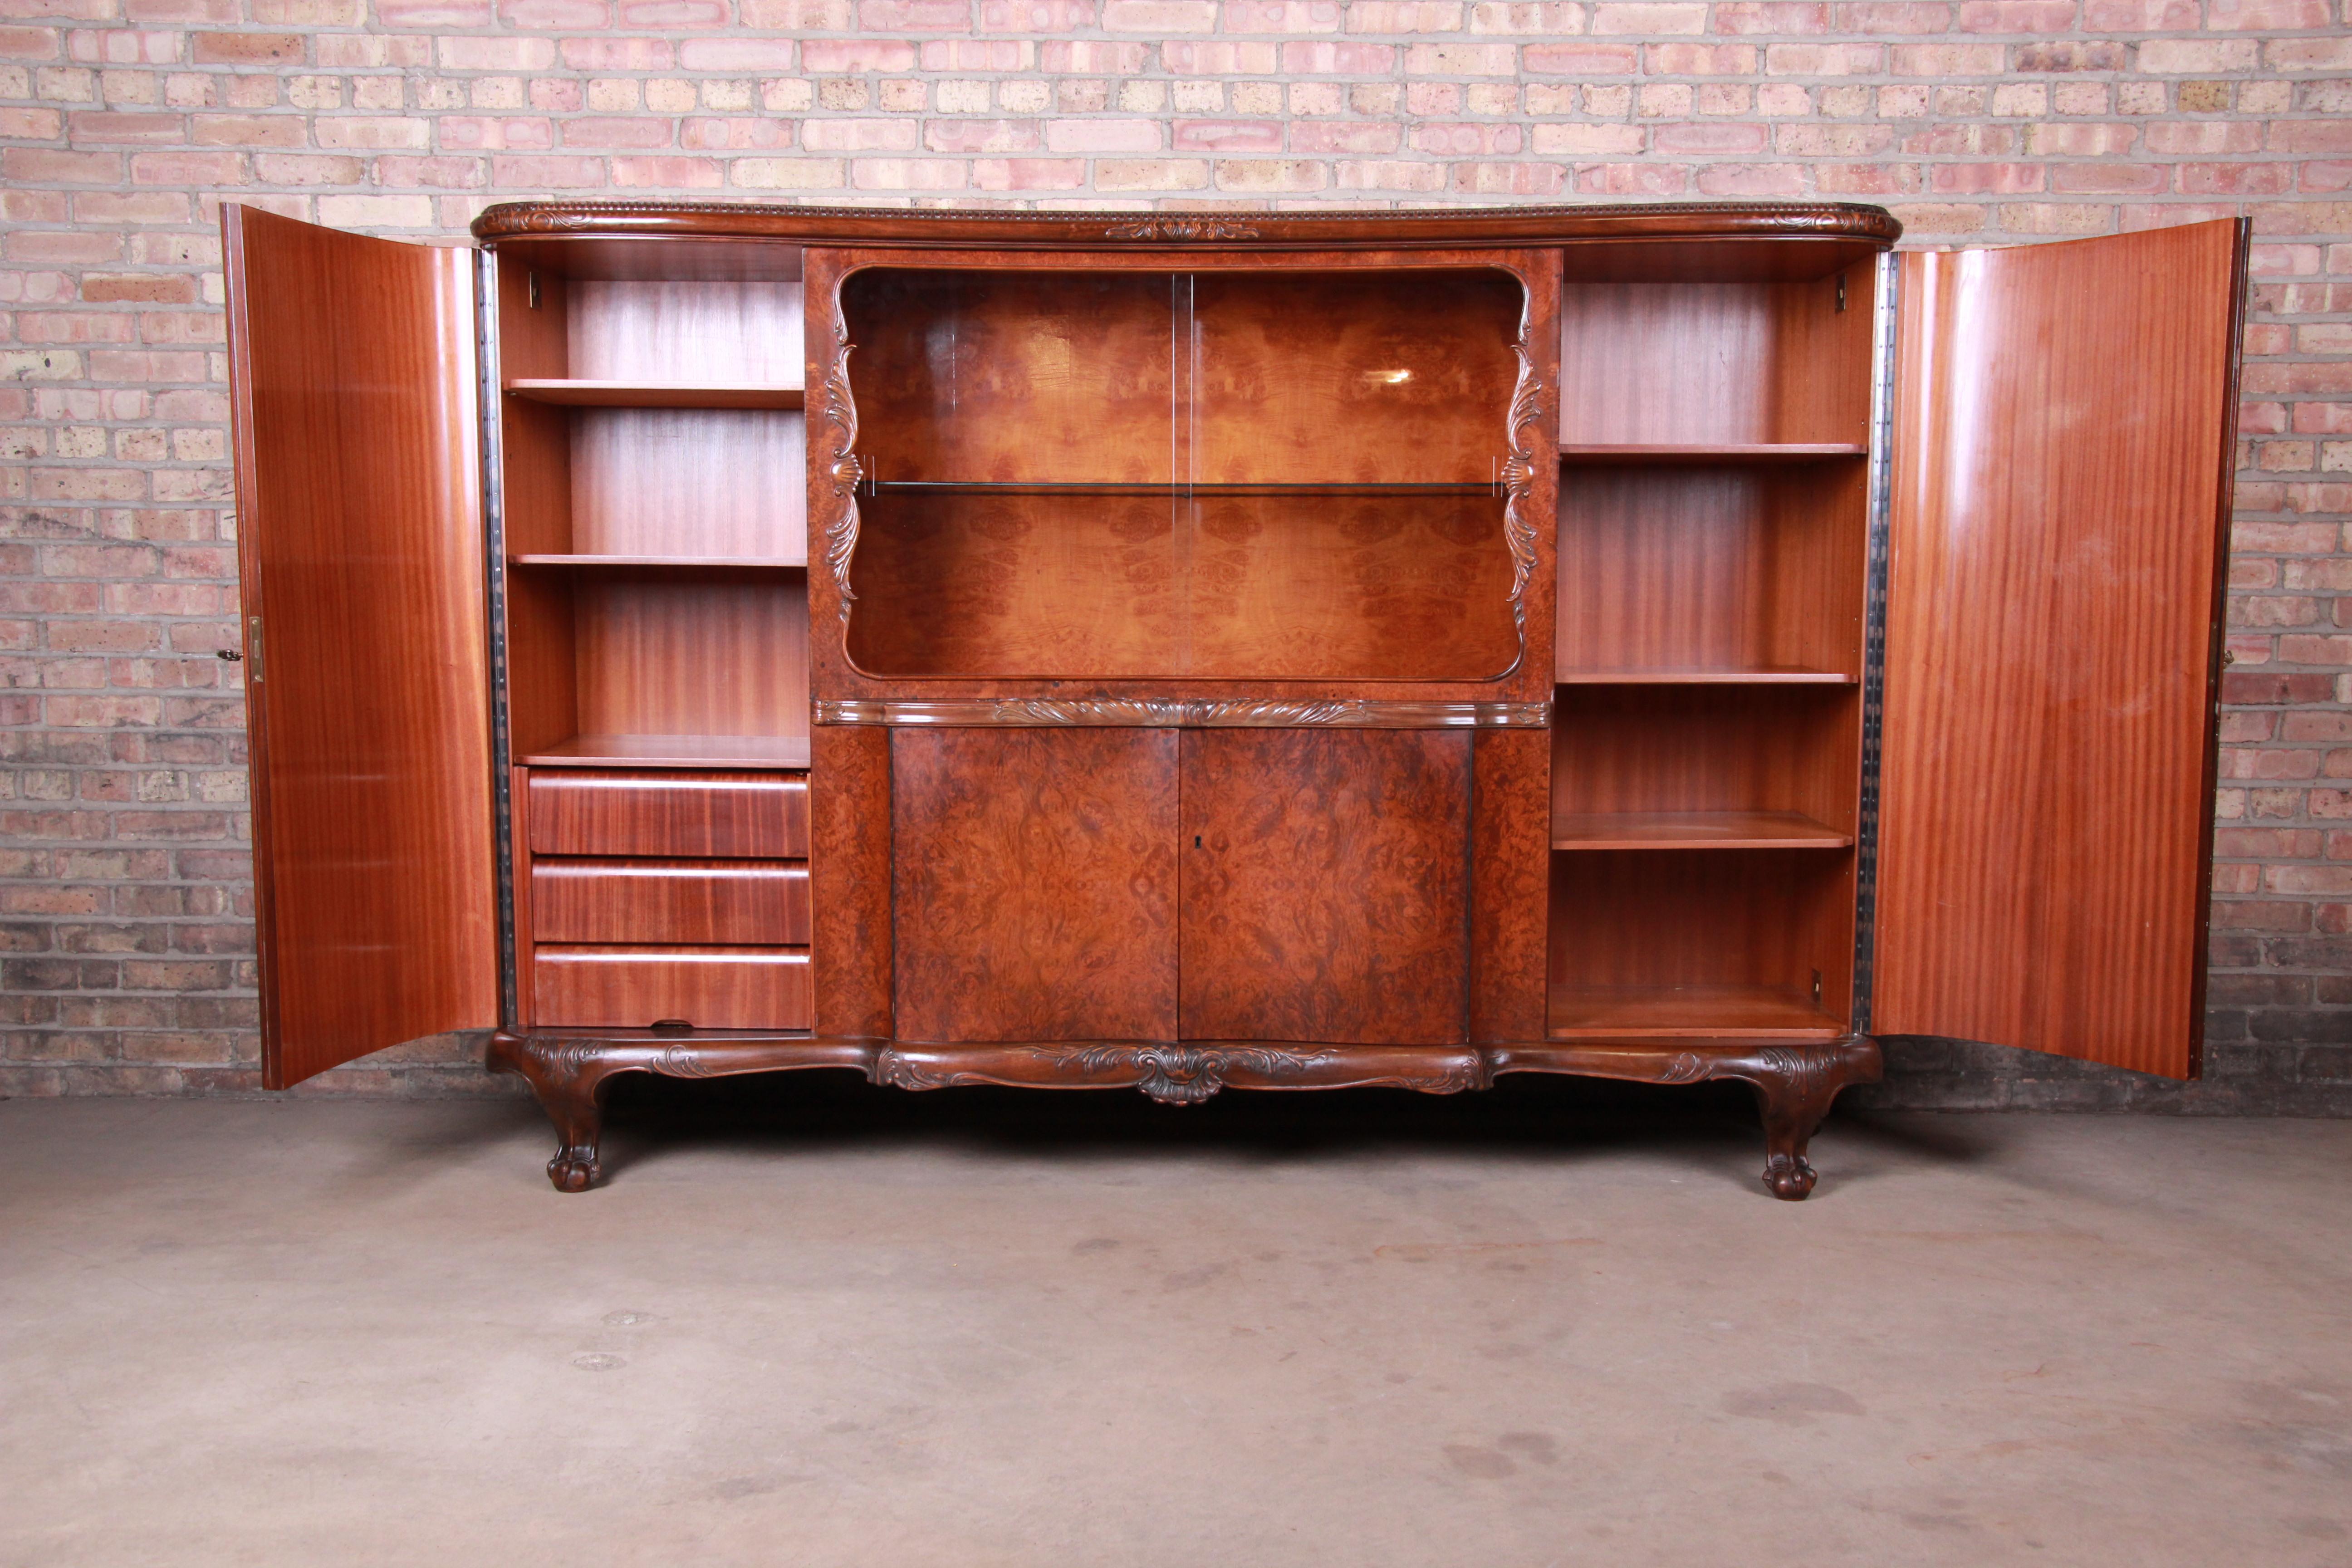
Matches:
[[3, 1078, 2349, 1568]]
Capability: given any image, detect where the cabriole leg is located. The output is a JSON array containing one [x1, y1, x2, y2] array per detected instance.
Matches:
[[487, 1034, 640, 1193], [1717, 1036, 1884, 1201]]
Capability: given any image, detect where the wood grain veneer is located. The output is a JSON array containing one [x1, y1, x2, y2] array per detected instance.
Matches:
[[222, 205, 498, 1087], [568, 280, 804, 385], [533, 945, 812, 1029], [527, 769, 808, 858], [1547, 849, 1855, 1034], [1557, 270, 1873, 447], [1181, 729, 1470, 1045], [1191, 269, 1522, 485], [1550, 685, 1859, 833], [569, 408, 806, 562], [1470, 728, 1550, 1044], [1554, 462, 1867, 680], [892, 728, 1179, 1043], [1876, 219, 2245, 1078], [531, 858, 810, 946], [847, 490, 1518, 681], [573, 572, 810, 742], [811, 722, 892, 1040]]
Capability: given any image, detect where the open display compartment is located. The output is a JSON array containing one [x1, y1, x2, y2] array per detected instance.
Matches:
[[1547, 254, 1877, 1039], [834, 262, 1532, 686], [495, 245, 811, 770]]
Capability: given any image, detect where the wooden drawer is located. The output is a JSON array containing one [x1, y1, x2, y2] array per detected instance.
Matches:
[[531, 859, 810, 946], [527, 770, 808, 859], [532, 946, 813, 1029]]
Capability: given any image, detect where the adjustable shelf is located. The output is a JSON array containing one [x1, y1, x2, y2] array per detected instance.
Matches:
[[1554, 667, 1855, 686], [511, 554, 807, 571], [506, 379, 804, 410], [1551, 811, 1853, 851], [522, 734, 813, 770], [1547, 983, 1845, 1040], [1558, 442, 1867, 466]]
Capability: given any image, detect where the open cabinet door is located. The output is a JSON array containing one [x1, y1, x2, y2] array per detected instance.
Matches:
[[1875, 220, 2246, 1078], [223, 206, 498, 1087]]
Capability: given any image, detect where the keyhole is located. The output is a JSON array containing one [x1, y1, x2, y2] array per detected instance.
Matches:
[[1194, 835, 1203, 849]]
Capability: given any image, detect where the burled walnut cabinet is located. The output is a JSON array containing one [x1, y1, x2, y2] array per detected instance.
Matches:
[[219, 201, 2245, 1197]]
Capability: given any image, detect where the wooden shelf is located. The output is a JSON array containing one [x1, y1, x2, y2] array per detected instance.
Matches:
[[1552, 811, 1853, 851], [511, 554, 807, 571], [505, 379, 804, 410], [522, 734, 811, 770], [1555, 667, 1855, 686], [1547, 983, 1844, 1040], [1558, 442, 1867, 466]]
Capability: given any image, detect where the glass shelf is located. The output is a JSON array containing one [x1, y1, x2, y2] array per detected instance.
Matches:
[[865, 480, 1496, 495]]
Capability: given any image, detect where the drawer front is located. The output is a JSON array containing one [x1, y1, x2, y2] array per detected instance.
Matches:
[[532, 859, 810, 946], [527, 770, 808, 858], [532, 946, 813, 1029]]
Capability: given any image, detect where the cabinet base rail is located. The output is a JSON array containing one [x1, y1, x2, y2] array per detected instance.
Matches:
[[488, 1030, 1882, 1201]]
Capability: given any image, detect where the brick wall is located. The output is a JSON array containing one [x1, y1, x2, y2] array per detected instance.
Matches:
[[2, 0, 2349, 1104]]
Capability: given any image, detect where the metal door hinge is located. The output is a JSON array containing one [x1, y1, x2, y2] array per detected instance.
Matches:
[[245, 615, 262, 682]]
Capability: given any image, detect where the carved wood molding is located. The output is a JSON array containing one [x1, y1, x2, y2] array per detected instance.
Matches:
[[814, 698, 1549, 729], [1500, 288, 1550, 658], [873, 1041, 1490, 1101], [471, 201, 1905, 246], [821, 309, 861, 625], [1103, 217, 1262, 241]]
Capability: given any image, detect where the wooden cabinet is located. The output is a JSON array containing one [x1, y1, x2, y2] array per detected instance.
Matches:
[[220, 201, 2246, 1199]]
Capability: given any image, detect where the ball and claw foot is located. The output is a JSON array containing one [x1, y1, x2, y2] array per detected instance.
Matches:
[[548, 1149, 600, 1194], [1762, 1152, 1819, 1202]]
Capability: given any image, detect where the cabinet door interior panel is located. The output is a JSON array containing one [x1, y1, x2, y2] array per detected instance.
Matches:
[[1557, 270, 1872, 448], [1876, 220, 2244, 1078], [530, 858, 811, 946], [572, 573, 810, 741], [1181, 729, 1471, 1046], [568, 408, 806, 561], [568, 280, 805, 386], [532, 946, 813, 1030], [1547, 849, 1855, 1030], [891, 728, 1180, 1044], [222, 205, 498, 1086], [1554, 461, 1866, 679], [527, 769, 810, 859], [1190, 269, 1523, 485], [1551, 685, 1859, 834]]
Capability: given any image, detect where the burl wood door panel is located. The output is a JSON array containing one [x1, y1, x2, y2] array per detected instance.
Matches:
[[532, 946, 812, 1029], [530, 859, 811, 946], [892, 729, 1178, 1043], [526, 769, 808, 858], [221, 205, 497, 1087], [1877, 220, 2246, 1078], [1181, 730, 1471, 1045]]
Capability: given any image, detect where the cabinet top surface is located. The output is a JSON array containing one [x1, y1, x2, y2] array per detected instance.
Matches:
[[470, 200, 1901, 250]]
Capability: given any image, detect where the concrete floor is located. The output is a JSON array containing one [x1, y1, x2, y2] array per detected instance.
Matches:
[[3, 1078, 2349, 1568]]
